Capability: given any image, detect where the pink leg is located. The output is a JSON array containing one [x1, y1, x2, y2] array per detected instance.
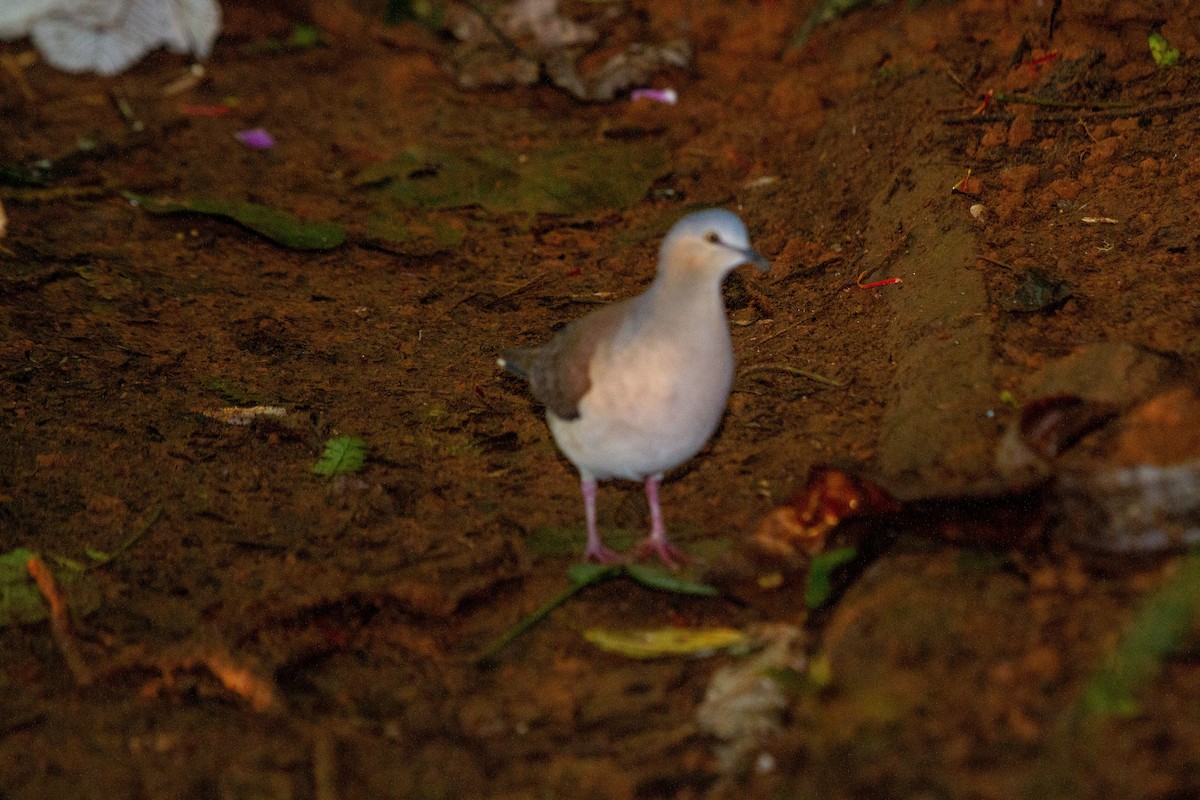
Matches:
[[633, 474, 693, 569], [581, 477, 621, 564]]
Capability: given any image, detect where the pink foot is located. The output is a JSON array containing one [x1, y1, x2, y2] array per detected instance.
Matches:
[[632, 537, 694, 571], [583, 542, 624, 564], [634, 473, 693, 569]]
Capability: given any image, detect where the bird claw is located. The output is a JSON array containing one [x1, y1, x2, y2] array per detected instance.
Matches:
[[583, 543, 624, 564], [632, 538, 694, 571]]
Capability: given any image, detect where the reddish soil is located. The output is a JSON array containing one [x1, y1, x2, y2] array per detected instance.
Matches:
[[3, 1, 1200, 798]]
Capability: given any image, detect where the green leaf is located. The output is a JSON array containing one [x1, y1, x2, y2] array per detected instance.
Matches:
[[312, 436, 369, 476], [567, 562, 618, 587], [125, 192, 346, 250], [1083, 550, 1200, 716], [84, 548, 111, 563], [0, 548, 47, 627], [805, 547, 858, 610], [49, 555, 87, 573], [625, 564, 720, 597], [288, 24, 324, 49], [357, 141, 666, 217], [1149, 32, 1180, 67]]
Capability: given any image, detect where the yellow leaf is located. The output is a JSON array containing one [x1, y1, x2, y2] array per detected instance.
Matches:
[[584, 627, 749, 659]]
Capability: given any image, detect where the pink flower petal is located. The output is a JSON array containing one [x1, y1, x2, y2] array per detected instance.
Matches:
[[235, 128, 275, 149], [630, 88, 678, 105]]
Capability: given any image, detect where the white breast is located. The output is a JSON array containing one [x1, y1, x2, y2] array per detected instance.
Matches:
[[547, 320, 734, 481]]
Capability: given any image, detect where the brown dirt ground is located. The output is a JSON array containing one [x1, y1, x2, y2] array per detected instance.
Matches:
[[3, 1, 1200, 798]]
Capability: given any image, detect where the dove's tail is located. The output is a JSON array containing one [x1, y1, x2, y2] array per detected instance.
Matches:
[[496, 347, 537, 380]]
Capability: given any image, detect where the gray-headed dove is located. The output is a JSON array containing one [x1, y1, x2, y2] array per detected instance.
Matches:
[[499, 209, 768, 567]]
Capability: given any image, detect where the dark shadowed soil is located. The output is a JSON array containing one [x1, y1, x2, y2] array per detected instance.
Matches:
[[4, 1, 1200, 798]]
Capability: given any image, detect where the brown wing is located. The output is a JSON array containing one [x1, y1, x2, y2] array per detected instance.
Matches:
[[520, 301, 629, 421]]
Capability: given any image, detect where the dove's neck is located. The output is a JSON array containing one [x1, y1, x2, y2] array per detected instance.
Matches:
[[634, 267, 731, 336]]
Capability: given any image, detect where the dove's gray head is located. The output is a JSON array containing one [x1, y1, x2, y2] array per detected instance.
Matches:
[[658, 209, 769, 281]]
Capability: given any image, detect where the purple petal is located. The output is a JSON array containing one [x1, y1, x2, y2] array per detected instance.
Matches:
[[630, 88, 678, 105], [235, 128, 275, 149]]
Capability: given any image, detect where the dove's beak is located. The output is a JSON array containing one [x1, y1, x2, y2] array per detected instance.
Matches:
[[743, 249, 770, 272]]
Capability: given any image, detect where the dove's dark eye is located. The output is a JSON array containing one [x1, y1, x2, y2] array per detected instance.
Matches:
[[705, 231, 720, 243]]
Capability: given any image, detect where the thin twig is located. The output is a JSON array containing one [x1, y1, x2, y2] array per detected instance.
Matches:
[[994, 91, 1132, 110], [753, 318, 806, 347], [489, 271, 550, 306], [741, 362, 848, 388], [976, 255, 1015, 271], [943, 96, 1200, 125], [27, 555, 93, 687]]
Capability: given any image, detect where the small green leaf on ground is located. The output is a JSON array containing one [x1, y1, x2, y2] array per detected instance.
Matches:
[[625, 563, 720, 597], [1082, 550, 1200, 716], [1149, 32, 1180, 67], [0, 548, 47, 627], [124, 192, 346, 250], [288, 24, 324, 49], [567, 562, 619, 587], [805, 547, 859, 610], [312, 436, 369, 476]]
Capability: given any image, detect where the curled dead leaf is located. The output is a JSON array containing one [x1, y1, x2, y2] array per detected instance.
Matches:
[[753, 466, 899, 559]]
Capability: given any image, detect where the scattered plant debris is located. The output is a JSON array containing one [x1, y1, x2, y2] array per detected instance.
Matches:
[[312, 436, 369, 477]]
